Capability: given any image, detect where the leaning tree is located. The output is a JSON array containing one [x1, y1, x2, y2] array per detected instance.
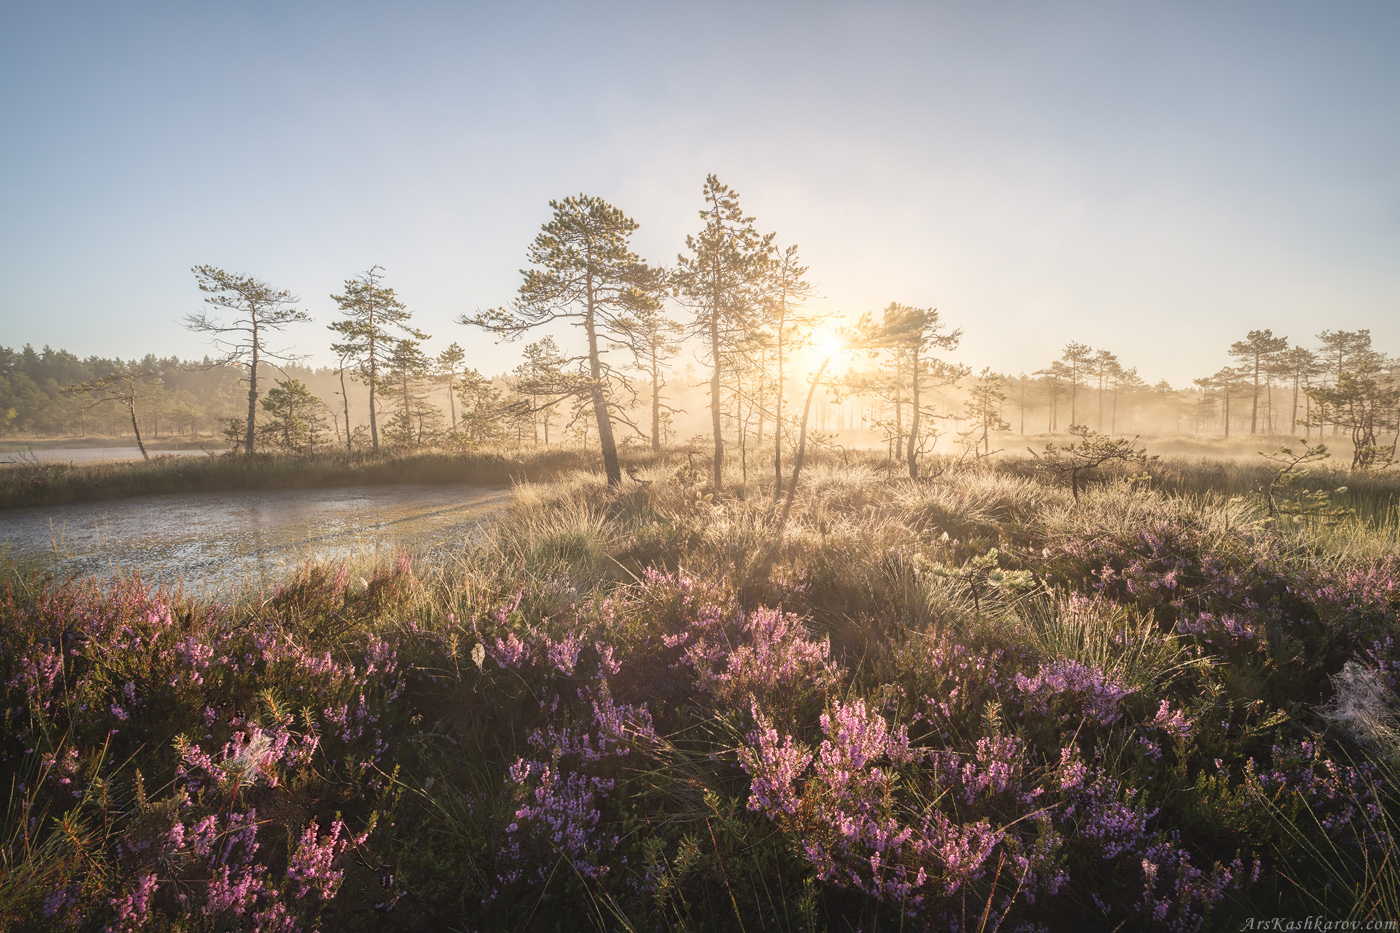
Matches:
[[63, 361, 161, 459]]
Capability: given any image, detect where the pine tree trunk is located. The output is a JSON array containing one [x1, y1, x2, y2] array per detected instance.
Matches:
[[339, 367, 353, 453], [449, 374, 458, 430], [894, 351, 904, 455], [710, 296, 724, 491], [369, 338, 380, 453], [128, 396, 149, 460], [245, 326, 258, 454], [1097, 374, 1104, 430], [774, 335, 785, 499], [907, 346, 921, 479], [1070, 367, 1077, 426], [1292, 376, 1300, 438], [651, 348, 661, 451], [779, 357, 829, 531], [1250, 357, 1260, 435], [585, 291, 622, 487]]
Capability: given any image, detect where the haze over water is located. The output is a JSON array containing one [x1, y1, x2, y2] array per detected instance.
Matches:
[[1, 484, 512, 595]]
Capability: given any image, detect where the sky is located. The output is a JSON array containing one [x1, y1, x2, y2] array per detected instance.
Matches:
[[1, 0, 1396, 387]]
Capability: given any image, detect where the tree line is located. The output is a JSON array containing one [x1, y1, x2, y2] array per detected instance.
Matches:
[[987, 330, 1398, 469], [5, 176, 1397, 476]]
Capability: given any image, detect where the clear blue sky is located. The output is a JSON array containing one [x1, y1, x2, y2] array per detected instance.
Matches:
[[1, 1, 1396, 386]]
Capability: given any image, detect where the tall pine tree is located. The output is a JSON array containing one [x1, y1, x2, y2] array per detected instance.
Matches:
[[328, 266, 425, 453], [461, 195, 663, 486], [674, 175, 773, 491]]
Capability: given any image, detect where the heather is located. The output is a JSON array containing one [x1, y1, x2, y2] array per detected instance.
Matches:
[[3, 454, 1399, 930]]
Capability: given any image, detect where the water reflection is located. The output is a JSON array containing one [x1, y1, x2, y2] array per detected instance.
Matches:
[[2, 447, 204, 463], [1, 484, 513, 595]]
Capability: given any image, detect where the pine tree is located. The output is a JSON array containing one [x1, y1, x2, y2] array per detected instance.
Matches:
[[1315, 329, 1376, 436], [883, 304, 965, 479], [512, 337, 572, 445], [674, 175, 774, 490], [436, 342, 467, 431], [1092, 349, 1120, 431], [1034, 361, 1070, 433], [614, 305, 683, 451], [456, 369, 506, 447], [382, 337, 437, 447], [185, 267, 309, 454], [1229, 329, 1289, 435], [462, 195, 663, 486], [1277, 346, 1322, 438], [1194, 366, 1249, 437], [1305, 355, 1400, 469], [260, 378, 329, 452], [1059, 342, 1094, 428], [63, 362, 161, 459], [965, 367, 1010, 455], [761, 243, 820, 497], [328, 266, 425, 453]]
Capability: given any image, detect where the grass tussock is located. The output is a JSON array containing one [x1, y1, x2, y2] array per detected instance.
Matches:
[[2, 452, 1400, 930]]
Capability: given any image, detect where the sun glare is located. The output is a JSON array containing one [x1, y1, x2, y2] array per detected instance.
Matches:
[[817, 330, 845, 360]]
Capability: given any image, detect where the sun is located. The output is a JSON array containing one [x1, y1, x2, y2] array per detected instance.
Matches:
[[816, 330, 845, 360]]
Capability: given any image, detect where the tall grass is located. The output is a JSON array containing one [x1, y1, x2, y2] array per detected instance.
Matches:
[[2, 453, 1399, 929], [0, 444, 650, 509]]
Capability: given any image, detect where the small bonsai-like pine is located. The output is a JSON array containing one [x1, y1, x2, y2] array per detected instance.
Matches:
[[1029, 425, 1154, 503]]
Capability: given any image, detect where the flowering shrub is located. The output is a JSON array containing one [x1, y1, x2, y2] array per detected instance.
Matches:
[[1054, 520, 1296, 630], [1014, 658, 1136, 727], [741, 699, 996, 909], [2, 460, 1398, 929]]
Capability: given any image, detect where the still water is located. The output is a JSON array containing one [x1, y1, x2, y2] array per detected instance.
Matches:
[[0, 484, 513, 595], [1, 447, 205, 463]]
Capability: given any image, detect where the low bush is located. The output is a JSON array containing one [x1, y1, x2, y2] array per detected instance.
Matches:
[[2, 457, 1398, 929]]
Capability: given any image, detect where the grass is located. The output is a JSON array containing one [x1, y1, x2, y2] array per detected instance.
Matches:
[[0, 444, 667, 510], [1, 448, 1399, 930]]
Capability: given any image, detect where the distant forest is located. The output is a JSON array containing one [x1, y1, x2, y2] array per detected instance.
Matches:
[[5, 324, 1393, 465], [3, 178, 1397, 477]]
